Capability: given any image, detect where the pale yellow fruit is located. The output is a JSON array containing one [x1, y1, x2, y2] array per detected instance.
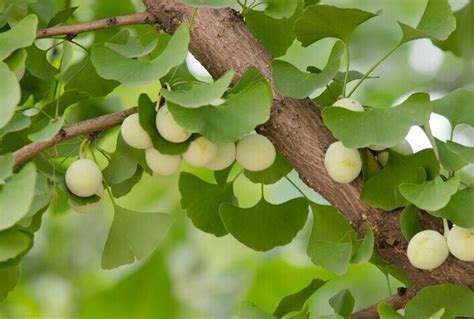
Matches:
[[65, 159, 103, 197], [121, 113, 152, 149], [145, 148, 181, 176], [332, 98, 364, 112], [183, 137, 218, 167], [447, 226, 474, 262], [324, 141, 362, 183], [390, 140, 413, 155], [156, 105, 192, 143], [368, 144, 388, 151], [377, 151, 389, 167], [236, 134, 276, 172], [205, 143, 236, 171], [407, 230, 449, 270]]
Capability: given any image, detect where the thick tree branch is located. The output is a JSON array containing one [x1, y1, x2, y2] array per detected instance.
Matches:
[[352, 287, 417, 318], [143, 0, 473, 297], [14, 108, 136, 165], [36, 12, 156, 38]]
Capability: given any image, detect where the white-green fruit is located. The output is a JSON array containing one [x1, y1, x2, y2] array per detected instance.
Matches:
[[332, 98, 364, 112], [156, 105, 192, 143], [183, 137, 218, 167], [71, 187, 104, 214], [377, 151, 389, 167], [65, 159, 103, 197], [236, 134, 276, 172], [368, 144, 388, 151], [447, 226, 474, 262], [324, 141, 362, 183], [121, 113, 152, 149], [205, 143, 236, 171], [145, 148, 181, 176], [390, 140, 413, 155], [407, 230, 449, 270]]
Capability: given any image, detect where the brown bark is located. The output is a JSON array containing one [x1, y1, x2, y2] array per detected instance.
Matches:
[[352, 287, 417, 318], [143, 0, 474, 295]]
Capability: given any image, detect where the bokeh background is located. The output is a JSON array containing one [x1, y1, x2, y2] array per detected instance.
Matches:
[[0, 0, 473, 318]]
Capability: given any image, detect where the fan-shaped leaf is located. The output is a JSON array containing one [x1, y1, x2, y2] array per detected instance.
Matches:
[[0, 62, 21, 129], [0, 14, 38, 60], [431, 187, 474, 227], [399, 177, 459, 211], [432, 88, 474, 128]]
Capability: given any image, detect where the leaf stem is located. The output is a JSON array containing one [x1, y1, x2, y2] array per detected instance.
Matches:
[[348, 44, 400, 98], [285, 176, 308, 200], [342, 43, 350, 97], [443, 218, 449, 239], [188, 8, 198, 31]]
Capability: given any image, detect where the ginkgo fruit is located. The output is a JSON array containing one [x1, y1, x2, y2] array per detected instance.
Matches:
[[332, 98, 364, 112], [407, 230, 449, 270], [205, 143, 236, 171], [70, 187, 104, 214], [65, 159, 103, 197], [324, 141, 362, 183], [183, 137, 218, 167], [145, 148, 181, 176], [121, 113, 152, 149], [236, 134, 276, 172], [447, 226, 474, 262], [156, 104, 192, 143], [390, 140, 413, 155]]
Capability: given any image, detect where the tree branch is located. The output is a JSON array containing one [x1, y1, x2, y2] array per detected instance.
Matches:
[[352, 287, 417, 318], [36, 12, 156, 38], [14, 108, 136, 165]]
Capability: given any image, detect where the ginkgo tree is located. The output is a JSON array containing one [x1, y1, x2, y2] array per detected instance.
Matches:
[[0, 0, 473, 317]]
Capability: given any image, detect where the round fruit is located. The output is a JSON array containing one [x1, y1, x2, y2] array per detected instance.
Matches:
[[368, 144, 387, 151], [332, 98, 364, 112], [447, 226, 474, 262], [205, 143, 236, 171], [121, 113, 152, 149], [183, 137, 218, 167], [156, 105, 192, 143], [236, 134, 276, 172], [390, 140, 413, 155], [65, 159, 103, 197], [145, 148, 181, 176], [70, 187, 104, 214], [324, 141, 362, 183], [407, 230, 449, 270], [377, 151, 389, 167]]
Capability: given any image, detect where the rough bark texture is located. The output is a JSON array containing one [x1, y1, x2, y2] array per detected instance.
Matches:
[[352, 287, 417, 318], [143, 0, 474, 293]]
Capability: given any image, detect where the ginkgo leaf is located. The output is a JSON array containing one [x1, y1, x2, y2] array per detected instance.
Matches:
[[273, 279, 325, 318], [398, 0, 455, 44], [272, 41, 344, 99], [220, 197, 308, 251], [178, 0, 237, 8], [105, 30, 159, 58], [0, 14, 38, 60], [0, 229, 32, 263], [399, 177, 459, 212], [294, 5, 379, 46], [91, 24, 189, 85], [432, 88, 474, 128], [27, 116, 65, 142], [0, 153, 14, 184], [244, 152, 292, 185], [400, 205, 424, 241], [263, 0, 298, 19], [431, 187, 474, 228], [0, 62, 21, 129], [322, 93, 431, 149], [329, 289, 354, 318], [446, 141, 474, 163], [102, 205, 174, 269], [0, 265, 19, 302], [161, 70, 234, 108], [436, 138, 468, 171]]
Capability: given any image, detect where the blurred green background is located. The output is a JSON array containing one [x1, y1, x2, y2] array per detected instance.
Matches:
[[0, 0, 473, 318]]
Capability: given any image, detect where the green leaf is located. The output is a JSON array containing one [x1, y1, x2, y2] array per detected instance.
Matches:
[[46, 6, 78, 27], [400, 205, 424, 241], [111, 166, 143, 198], [329, 289, 354, 318], [178, 0, 237, 8], [214, 165, 233, 188], [432, 88, 474, 128], [378, 303, 404, 319], [27, 116, 65, 142], [436, 138, 468, 171], [244, 152, 292, 185], [263, 0, 298, 19], [239, 301, 275, 319], [322, 93, 431, 149], [399, 177, 459, 212], [246, 3, 303, 57], [433, 1, 474, 59], [25, 45, 58, 82], [37, 90, 90, 120], [161, 70, 234, 108], [168, 76, 272, 143], [361, 150, 439, 210], [105, 30, 158, 58], [102, 205, 174, 269], [360, 149, 382, 182], [0, 14, 38, 61], [0, 163, 37, 231], [0, 265, 20, 302], [273, 279, 325, 317], [294, 5, 379, 46], [431, 187, 474, 228], [446, 141, 474, 164], [4, 48, 26, 77], [0, 113, 30, 139], [307, 203, 353, 274], [404, 284, 474, 318], [138, 94, 190, 155], [351, 223, 374, 264], [0, 62, 21, 129], [0, 153, 15, 184], [179, 172, 234, 237], [0, 229, 32, 263], [398, 0, 455, 44], [219, 197, 308, 251], [272, 41, 344, 99], [91, 24, 189, 85]]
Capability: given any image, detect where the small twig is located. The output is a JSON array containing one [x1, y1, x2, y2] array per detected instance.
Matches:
[[36, 12, 157, 39]]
